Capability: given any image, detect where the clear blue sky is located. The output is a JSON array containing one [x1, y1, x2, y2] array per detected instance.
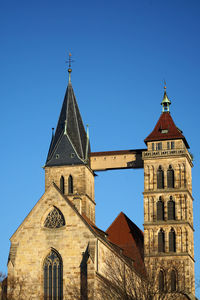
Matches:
[[1, 0, 200, 295]]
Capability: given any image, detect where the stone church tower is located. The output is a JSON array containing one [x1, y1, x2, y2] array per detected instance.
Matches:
[[45, 67, 95, 223], [143, 86, 195, 296]]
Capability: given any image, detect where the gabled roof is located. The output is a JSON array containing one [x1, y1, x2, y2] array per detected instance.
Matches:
[[144, 112, 189, 148], [106, 212, 145, 276], [46, 82, 90, 166]]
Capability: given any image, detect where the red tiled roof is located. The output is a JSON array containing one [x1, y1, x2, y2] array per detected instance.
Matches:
[[106, 212, 145, 276], [144, 112, 189, 148]]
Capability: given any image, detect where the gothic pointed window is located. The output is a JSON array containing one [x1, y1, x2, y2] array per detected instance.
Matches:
[[157, 197, 164, 221], [159, 270, 164, 292], [168, 197, 175, 220], [158, 229, 165, 252], [169, 228, 176, 252], [167, 165, 174, 188], [171, 269, 177, 292], [68, 175, 73, 194], [157, 166, 164, 189], [44, 207, 65, 228], [44, 250, 63, 300], [60, 176, 65, 194]]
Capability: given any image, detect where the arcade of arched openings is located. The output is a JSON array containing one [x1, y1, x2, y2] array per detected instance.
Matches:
[[145, 163, 187, 191]]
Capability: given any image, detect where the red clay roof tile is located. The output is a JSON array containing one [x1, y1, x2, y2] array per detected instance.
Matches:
[[144, 112, 189, 148], [106, 212, 145, 276]]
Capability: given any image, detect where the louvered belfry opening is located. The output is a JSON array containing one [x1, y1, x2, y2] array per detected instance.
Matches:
[[157, 197, 164, 221], [157, 166, 164, 189], [169, 229, 176, 252], [159, 270, 165, 292], [171, 270, 177, 292], [168, 197, 175, 220], [158, 229, 165, 252], [44, 250, 63, 300], [167, 165, 174, 188], [68, 175, 73, 194], [60, 176, 65, 194]]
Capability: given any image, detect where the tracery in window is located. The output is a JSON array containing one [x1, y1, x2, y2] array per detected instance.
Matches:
[[44, 250, 63, 300], [157, 166, 164, 189], [44, 207, 65, 228]]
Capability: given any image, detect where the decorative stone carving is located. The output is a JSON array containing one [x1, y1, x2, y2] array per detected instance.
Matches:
[[44, 207, 65, 228]]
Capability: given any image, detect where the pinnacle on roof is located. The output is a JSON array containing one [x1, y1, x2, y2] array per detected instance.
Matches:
[[144, 86, 189, 148], [46, 60, 90, 167]]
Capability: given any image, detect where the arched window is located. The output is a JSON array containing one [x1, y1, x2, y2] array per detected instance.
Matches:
[[60, 176, 65, 194], [157, 166, 164, 189], [171, 269, 177, 292], [44, 250, 63, 300], [68, 175, 73, 194], [159, 270, 165, 292], [44, 207, 65, 228], [167, 165, 174, 188], [168, 197, 175, 220], [158, 229, 165, 252], [169, 228, 176, 252], [157, 197, 164, 221]]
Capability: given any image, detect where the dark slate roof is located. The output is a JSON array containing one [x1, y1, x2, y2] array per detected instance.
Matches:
[[144, 112, 189, 148], [106, 212, 145, 276], [46, 82, 90, 166]]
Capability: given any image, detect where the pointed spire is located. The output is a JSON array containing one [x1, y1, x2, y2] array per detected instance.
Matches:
[[46, 61, 90, 167], [161, 81, 171, 113]]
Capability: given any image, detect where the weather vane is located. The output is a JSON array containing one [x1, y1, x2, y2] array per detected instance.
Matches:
[[164, 80, 167, 91]]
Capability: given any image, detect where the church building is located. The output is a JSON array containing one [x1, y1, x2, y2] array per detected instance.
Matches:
[[6, 62, 196, 300]]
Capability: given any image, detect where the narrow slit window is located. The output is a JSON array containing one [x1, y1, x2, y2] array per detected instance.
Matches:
[[169, 229, 176, 252], [158, 229, 165, 252], [159, 270, 164, 292], [157, 197, 164, 221], [68, 175, 73, 194], [168, 197, 175, 220], [167, 165, 174, 188], [60, 176, 65, 194], [171, 270, 177, 292], [157, 166, 164, 189]]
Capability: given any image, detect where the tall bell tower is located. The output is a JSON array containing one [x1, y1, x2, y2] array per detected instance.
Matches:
[[45, 55, 95, 223], [142, 86, 195, 297]]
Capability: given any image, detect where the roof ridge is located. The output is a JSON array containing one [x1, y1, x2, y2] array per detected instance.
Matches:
[[71, 87, 84, 159], [105, 211, 124, 232]]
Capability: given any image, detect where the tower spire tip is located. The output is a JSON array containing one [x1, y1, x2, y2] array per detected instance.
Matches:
[[66, 52, 74, 83], [161, 80, 171, 113]]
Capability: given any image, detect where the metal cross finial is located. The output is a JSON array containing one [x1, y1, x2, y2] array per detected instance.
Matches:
[[66, 52, 74, 83]]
